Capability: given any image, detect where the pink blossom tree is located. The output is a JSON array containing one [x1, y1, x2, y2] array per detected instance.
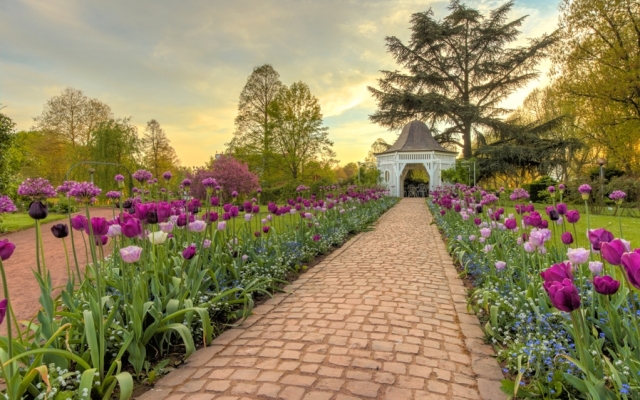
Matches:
[[186, 168, 217, 200], [209, 155, 259, 199]]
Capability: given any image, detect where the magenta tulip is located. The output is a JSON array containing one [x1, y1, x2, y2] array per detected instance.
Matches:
[[566, 210, 580, 224], [561, 232, 573, 245], [182, 245, 196, 260], [556, 203, 568, 215], [544, 278, 581, 312], [122, 219, 142, 238], [621, 251, 640, 290], [0, 239, 16, 261], [592, 276, 620, 295], [0, 298, 6, 325], [541, 262, 573, 285], [505, 218, 517, 230], [588, 228, 614, 251], [601, 239, 627, 266], [90, 217, 109, 236], [71, 215, 88, 231]]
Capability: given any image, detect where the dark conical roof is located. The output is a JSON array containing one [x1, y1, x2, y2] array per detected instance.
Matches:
[[377, 120, 456, 154]]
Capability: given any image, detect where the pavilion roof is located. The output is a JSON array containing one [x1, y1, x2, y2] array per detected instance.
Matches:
[[377, 120, 457, 155]]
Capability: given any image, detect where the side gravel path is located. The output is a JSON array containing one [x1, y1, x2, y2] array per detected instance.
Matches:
[[139, 198, 505, 400]]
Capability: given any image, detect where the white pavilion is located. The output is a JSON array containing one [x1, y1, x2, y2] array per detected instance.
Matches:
[[375, 120, 457, 197]]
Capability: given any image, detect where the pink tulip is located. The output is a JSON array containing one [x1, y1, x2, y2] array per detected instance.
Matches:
[[120, 246, 142, 263]]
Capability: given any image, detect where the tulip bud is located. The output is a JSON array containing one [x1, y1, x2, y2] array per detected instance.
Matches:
[[28, 201, 48, 220], [51, 223, 69, 239]]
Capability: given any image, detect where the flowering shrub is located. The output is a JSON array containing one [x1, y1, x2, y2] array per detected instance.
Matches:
[[431, 183, 640, 398], [0, 176, 396, 398], [209, 155, 259, 198]]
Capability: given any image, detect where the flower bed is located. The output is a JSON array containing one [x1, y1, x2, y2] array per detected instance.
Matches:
[[0, 174, 396, 399], [430, 184, 639, 399]]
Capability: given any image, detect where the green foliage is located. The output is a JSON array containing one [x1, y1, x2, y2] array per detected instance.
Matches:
[[368, 0, 557, 158], [442, 160, 470, 185], [522, 176, 557, 203], [0, 112, 16, 193]]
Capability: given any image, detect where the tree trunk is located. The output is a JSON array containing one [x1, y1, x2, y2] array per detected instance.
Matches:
[[462, 122, 472, 159]]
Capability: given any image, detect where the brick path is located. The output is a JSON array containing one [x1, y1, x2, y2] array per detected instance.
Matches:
[[140, 199, 505, 400]]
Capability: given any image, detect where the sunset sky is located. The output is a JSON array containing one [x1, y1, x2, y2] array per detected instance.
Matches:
[[0, 0, 559, 167]]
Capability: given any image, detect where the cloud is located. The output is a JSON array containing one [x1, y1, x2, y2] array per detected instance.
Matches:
[[0, 0, 559, 167]]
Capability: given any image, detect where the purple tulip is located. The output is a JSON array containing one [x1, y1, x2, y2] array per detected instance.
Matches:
[[549, 210, 559, 221], [51, 223, 69, 239], [0, 239, 16, 261], [313, 234, 321, 242], [473, 218, 481, 226], [90, 217, 109, 236], [122, 219, 142, 238], [601, 239, 628, 266], [182, 245, 197, 260], [0, 298, 7, 325], [157, 202, 171, 223], [505, 218, 517, 230], [252, 205, 260, 214], [556, 203, 568, 215], [134, 203, 150, 220], [94, 235, 108, 246], [230, 206, 239, 218], [566, 210, 580, 224], [223, 204, 232, 213], [544, 278, 581, 312], [561, 232, 573, 245], [588, 228, 614, 251], [262, 226, 270, 234], [621, 251, 640, 290], [204, 212, 219, 223], [592, 275, 620, 295], [71, 215, 88, 232], [541, 262, 573, 284], [540, 220, 549, 229], [211, 197, 220, 207], [440, 209, 446, 216]]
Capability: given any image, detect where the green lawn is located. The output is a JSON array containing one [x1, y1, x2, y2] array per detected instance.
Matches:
[[501, 204, 640, 248], [0, 213, 68, 234]]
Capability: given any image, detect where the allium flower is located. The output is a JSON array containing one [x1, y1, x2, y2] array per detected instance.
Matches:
[[588, 261, 603, 275], [68, 182, 102, 203], [592, 275, 620, 295], [56, 181, 77, 196], [120, 246, 142, 263], [133, 170, 153, 183], [106, 191, 121, 200], [17, 178, 56, 199], [181, 179, 192, 187], [567, 248, 590, 265], [548, 186, 555, 194], [114, 174, 125, 182], [0, 239, 16, 261], [609, 190, 626, 204], [495, 261, 506, 271], [509, 188, 530, 201], [231, 191, 238, 198], [162, 171, 172, 181], [188, 220, 207, 232], [202, 177, 217, 188], [0, 196, 17, 214], [578, 184, 592, 200]]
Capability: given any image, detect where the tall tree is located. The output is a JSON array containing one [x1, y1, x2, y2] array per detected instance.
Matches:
[[33, 87, 112, 147], [227, 65, 284, 181], [368, 0, 557, 159], [268, 82, 334, 180], [88, 118, 141, 191], [0, 111, 16, 193], [141, 119, 180, 179], [552, 0, 640, 174], [365, 138, 391, 163]]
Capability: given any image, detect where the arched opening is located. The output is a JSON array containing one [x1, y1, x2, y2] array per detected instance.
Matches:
[[400, 163, 430, 197]]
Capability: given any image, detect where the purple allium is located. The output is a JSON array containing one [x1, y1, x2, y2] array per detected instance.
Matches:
[[162, 171, 172, 180], [105, 191, 121, 199], [0, 195, 17, 213], [56, 180, 77, 195], [578, 184, 592, 194], [181, 179, 192, 187], [231, 190, 238, 198], [132, 170, 153, 183], [558, 183, 566, 192], [202, 177, 217, 188], [548, 186, 555, 193], [257, 188, 262, 194], [609, 190, 626, 202], [296, 185, 309, 192], [68, 182, 102, 203], [17, 178, 56, 199], [509, 188, 530, 201], [114, 174, 125, 182]]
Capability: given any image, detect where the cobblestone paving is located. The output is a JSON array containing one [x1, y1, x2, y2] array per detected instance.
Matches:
[[139, 199, 505, 400]]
